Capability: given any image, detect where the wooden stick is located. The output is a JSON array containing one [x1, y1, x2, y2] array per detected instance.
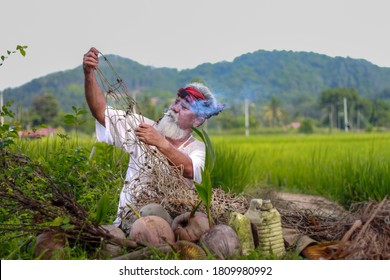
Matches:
[[355, 197, 387, 241], [112, 244, 172, 260], [341, 219, 362, 242]]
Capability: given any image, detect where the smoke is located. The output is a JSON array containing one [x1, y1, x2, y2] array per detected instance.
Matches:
[[189, 100, 226, 119]]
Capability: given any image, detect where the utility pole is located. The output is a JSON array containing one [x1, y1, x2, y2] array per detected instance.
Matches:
[[245, 98, 249, 137], [343, 97, 349, 132]]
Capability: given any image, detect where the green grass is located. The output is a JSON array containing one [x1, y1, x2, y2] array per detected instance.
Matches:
[[211, 132, 390, 207], [12, 131, 390, 207]]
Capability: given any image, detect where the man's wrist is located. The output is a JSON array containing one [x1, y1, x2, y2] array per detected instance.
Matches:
[[157, 137, 172, 152]]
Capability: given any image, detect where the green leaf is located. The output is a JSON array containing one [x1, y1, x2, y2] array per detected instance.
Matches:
[[94, 192, 110, 224], [63, 114, 75, 124], [193, 127, 215, 171], [61, 223, 75, 230], [76, 109, 88, 115], [62, 216, 70, 224], [16, 45, 27, 56], [52, 216, 63, 226], [192, 127, 216, 226]]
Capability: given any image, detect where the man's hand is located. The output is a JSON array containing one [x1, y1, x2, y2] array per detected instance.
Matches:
[[136, 123, 194, 179], [135, 123, 168, 148], [83, 47, 99, 75]]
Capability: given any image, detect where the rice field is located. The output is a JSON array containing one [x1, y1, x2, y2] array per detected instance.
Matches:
[[211, 132, 390, 207], [11, 131, 390, 208]]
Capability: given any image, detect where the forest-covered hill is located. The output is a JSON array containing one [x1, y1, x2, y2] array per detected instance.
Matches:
[[4, 50, 390, 112]]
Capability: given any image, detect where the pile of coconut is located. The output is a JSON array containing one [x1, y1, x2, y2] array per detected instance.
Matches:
[[102, 202, 242, 260]]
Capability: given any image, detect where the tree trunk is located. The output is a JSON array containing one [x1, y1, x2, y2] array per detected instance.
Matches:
[[329, 105, 334, 133]]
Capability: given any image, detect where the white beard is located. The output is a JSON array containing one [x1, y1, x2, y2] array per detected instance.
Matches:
[[155, 110, 187, 140]]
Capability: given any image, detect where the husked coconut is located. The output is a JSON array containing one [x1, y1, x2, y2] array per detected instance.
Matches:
[[100, 224, 126, 258], [34, 231, 66, 260], [172, 240, 206, 260], [129, 216, 175, 246], [171, 212, 209, 242], [200, 224, 242, 259], [139, 203, 173, 225]]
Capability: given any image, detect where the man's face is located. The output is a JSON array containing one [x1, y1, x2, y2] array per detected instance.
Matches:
[[155, 97, 197, 140], [169, 97, 198, 129]]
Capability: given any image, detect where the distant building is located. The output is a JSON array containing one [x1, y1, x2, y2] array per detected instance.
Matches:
[[286, 122, 301, 129], [18, 128, 56, 139]]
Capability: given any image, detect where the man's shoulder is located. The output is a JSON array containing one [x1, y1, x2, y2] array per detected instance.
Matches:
[[189, 137, 206, 150]]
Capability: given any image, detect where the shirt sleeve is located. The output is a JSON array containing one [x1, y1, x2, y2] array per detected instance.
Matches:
[[182, 140, 205, 184]]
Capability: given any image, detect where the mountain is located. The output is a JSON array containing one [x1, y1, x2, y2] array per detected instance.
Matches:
[[4, 50, 390, 112]]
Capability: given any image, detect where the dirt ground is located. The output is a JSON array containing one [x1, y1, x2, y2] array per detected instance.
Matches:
[[259, 191, 347, 217], [276, 192, 345, 212]]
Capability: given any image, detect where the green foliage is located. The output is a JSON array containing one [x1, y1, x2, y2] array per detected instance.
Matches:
[[29, 93, 60, 127], [0, 45, 28, 66], [0, 101, 19, 149], [192, 127, 215, 226], [94, 192, 111, 225], [64, 106, 88, 127], [298, 118, 314, 134], [64, 106, 88, 139]]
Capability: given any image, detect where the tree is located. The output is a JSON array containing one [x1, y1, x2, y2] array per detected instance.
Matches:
[[370, 100, 390, 128], [263, 97, 285, 127], [354, 98, 373, 130], [298, 118, 314, 134], [319, 88, 360, 132], [30, 93, 59, 127]]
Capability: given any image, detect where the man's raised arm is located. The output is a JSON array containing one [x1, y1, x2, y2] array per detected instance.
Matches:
[[83, 47, 106, 126]]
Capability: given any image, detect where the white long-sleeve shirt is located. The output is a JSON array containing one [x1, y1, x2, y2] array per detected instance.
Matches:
[[95, 107, 205, 225]]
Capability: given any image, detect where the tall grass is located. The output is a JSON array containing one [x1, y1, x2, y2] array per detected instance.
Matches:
[[11, 132, 390, 208], [211, 133, 390, 207], [212, 144, 257, 193]]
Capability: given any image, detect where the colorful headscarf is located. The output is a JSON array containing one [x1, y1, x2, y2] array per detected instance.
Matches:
[[177, 87, 225, 119]]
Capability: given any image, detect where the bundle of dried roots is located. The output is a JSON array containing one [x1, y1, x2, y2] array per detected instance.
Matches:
[[0, 150, 137, 255]]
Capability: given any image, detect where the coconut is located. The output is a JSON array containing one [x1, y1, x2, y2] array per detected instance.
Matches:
[[171, 212, 209, 242], [172, 240, 206, 260], [139, 203, 173, 225], [129, 216, 175, 246], [100, 224, 126, 258], [34, 231, 66, 260], [200, 224, 242, 259]]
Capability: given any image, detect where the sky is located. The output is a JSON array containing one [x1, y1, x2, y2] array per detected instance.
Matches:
[[1, 0, 390, 91]]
